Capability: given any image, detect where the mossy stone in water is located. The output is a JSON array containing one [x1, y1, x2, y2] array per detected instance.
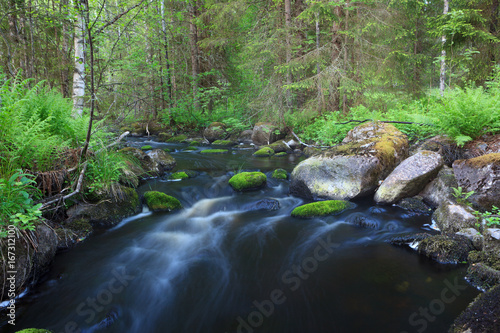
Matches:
[[169, 172, 189, 180], [189, 140, 200, 146], [183, 146, 198, 151], [140, 145, 153, 151], [291, 200, 352, 218], [163, 148, 172, 152], [15, 329, 53, 333], [167, 134, 188, 143], [229, 172, 267, 191], [212, 140, 235, 146], [200, 149, 228, 154], [275, 152, 287, 157], [272, 168, 288, 180], [253, 147, 275, 157], [144, 191, 182, 212]]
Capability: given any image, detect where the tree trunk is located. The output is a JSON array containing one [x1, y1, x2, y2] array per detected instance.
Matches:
[[439, 0, 449, 96], [72, 0, 86, 117], [161, 0, 173, 105], [189, 2, 200, 110], [284, 0, 292, 111]]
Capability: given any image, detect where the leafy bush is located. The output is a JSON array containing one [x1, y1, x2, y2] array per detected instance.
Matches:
[[0, 170, 42, 237], [431, 86, 500, 146]]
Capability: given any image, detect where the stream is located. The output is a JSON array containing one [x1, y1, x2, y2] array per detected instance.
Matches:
[[1, 138, 479, 333]]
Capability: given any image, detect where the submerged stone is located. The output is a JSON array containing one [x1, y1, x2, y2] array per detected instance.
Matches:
[[200, 149, 229, 154], [291, 200, 353, 218], [417, 234, 475, 264], [243, 198, 280, 211], [229, 172, 267, 191]]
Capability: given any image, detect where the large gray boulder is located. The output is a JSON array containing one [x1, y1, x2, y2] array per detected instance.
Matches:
[[374, 151, 443, 204], [146, 149, 176, 174], [204, 122, 227, 143], [420, 166, 458, 208], [251, 122, 283, 146], [432, 201, 477, 233], [453, 153, 500, 211], [290, 122, 409, 200]]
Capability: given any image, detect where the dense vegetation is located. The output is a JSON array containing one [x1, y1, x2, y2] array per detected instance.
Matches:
[[1, 0, 500, 235]]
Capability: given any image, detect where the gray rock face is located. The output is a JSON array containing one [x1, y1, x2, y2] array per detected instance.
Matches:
[[290, 122, 408, 200], [420, 166, 458, 208], [453, 153, 500, 211], [484, 228, 500, 255], [374, 151, 443, 204], [251, 122, 283, 146], [204, 122, 227, 143], [432, 201, 477, 233]]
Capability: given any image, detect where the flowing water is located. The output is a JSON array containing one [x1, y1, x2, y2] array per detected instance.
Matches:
[[1, 139, 479, 333]]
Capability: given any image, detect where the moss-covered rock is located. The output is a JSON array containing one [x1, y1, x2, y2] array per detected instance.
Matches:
[[212, 140, 235, 146], [189, 140, 200, 146], [140, 145, 153, 151], [169, 171, 189, 180], [120, 147, 176, 178], [395, 197, 433, 215], [275, 152, 287, 157], [272, 169, 288, 180], [166, 134, 188, 143], [0, 225, 57, 303], [453, 153, 500, 211], [15, 329, 53, 333], [266, 140, 292, 153], [183, 146, 198, 151], [177, 170, 198, 178], [253, 147, 275, 157], [450, 284, 500, 333], [417, 234, 475, 264], [66, 186, 141, 226], [143, 191, 182, 212], [200, 149, 229, 154], [466, 262, 500, 290], [303, 147, 321, 157], [291, 200, 353, 218], [229, 172, 267, 191], [204, 122, 227, 143], [290, 122, 408, 201], [157, 132, 172, 142]]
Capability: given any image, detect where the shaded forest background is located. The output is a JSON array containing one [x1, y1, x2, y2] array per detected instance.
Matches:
[[1, 0, 500, 138]]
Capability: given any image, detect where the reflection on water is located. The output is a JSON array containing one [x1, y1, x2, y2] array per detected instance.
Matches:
[[0, 139, 478, 333]]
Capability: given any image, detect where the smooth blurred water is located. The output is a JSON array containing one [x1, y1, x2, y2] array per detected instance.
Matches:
[[0, 138, 479, 333]]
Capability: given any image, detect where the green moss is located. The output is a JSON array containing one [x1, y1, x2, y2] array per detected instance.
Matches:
[[253, 147, 275, 157], [272, 168, 288, 180], [15, 329, 53, 333], [200, 149, 229, 154], [183, 146, 198, 151], [140, 145, 153, 151], [229, 172, 267, 191], [178, 170, 198, 178], [143, 191, 182, 212], [212, 140, 235, 146], [275, 152, 287, 157], [465, 153, 500, 168], [68, 218, 93, 234], [291, 200, 352, 218], [169, 172, 189, 180], [189, 140, 200, 146], [167, 134, 188, 143], [163, 148, 172, 152]]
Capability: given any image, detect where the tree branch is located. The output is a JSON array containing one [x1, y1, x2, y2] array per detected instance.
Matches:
[[93, 0, 146, 36]]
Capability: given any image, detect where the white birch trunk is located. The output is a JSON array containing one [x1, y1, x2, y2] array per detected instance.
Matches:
[[439, 0, 449, 96], [72, 0, 86, 117]]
